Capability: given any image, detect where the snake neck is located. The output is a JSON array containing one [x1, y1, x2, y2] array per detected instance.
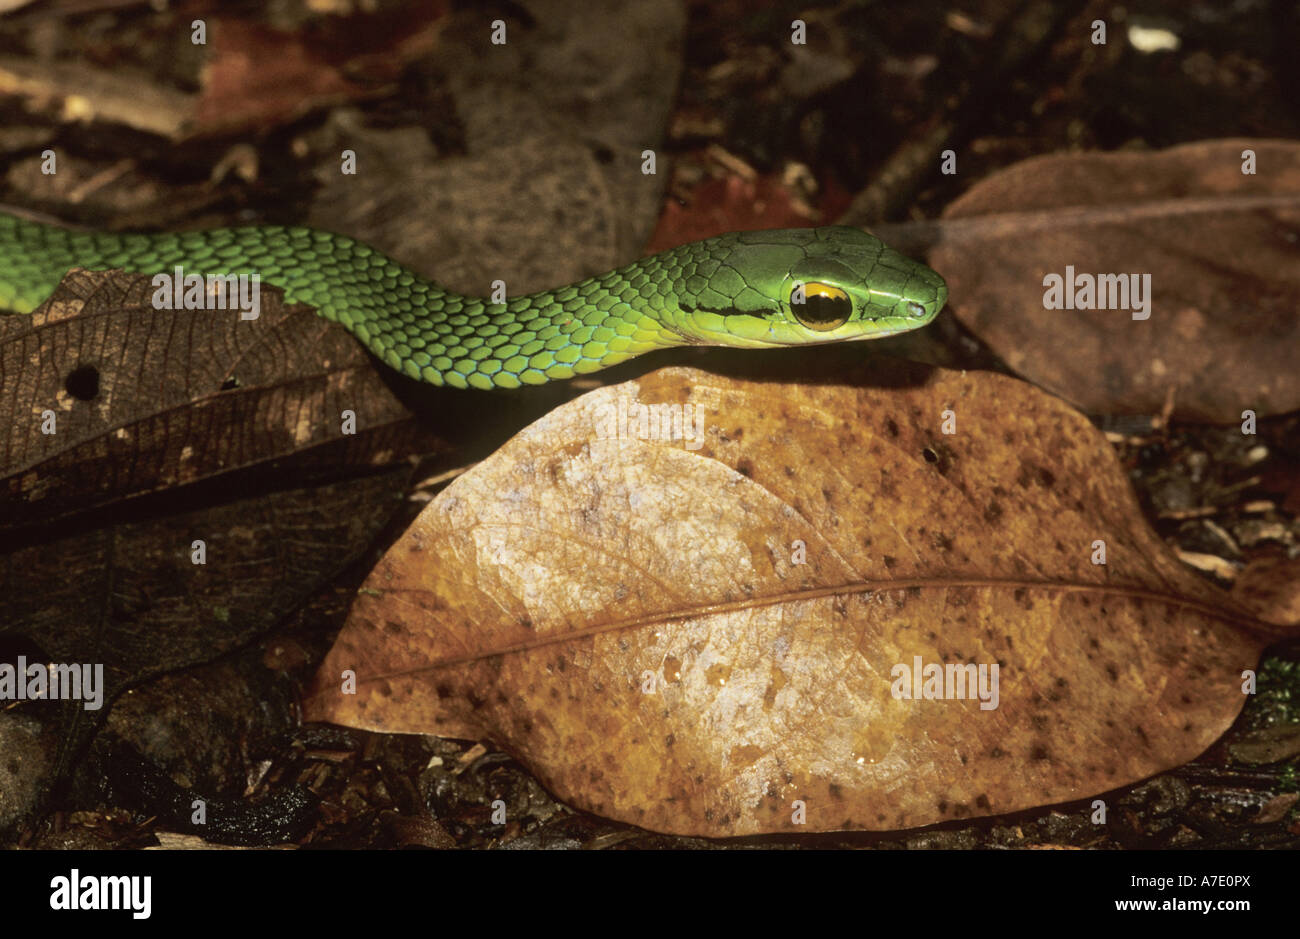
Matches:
[[359, 273, 690, 390]]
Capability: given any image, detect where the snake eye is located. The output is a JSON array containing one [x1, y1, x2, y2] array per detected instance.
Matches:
[[789, 281, 852, 331]]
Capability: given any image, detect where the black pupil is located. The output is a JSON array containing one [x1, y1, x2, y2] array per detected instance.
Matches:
[[800, 289, 851, 328]]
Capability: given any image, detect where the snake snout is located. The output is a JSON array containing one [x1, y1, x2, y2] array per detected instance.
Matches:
[[905, 268, 947, 320]]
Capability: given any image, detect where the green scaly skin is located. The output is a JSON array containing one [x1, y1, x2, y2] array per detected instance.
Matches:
[[0, 214, 946, 390]]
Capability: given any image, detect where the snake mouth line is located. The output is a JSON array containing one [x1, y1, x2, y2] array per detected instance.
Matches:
[[761, 328, 917, 346], [703, 328, 918, 348], [671, 313, 918, 348]]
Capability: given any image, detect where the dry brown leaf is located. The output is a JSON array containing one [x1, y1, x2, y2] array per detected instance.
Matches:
[[304, 363, 1294, 836], [1253, 792, 1300, 824], [1232, 556, 1300, 625], [0, 54, 195, 139], [1226, 725, 1300, 766], [932, 138, 1300, 421], [194, 11, 447, 137]]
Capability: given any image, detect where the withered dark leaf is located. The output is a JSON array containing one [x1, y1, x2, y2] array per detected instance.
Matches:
[[932, 138, 1300, 421], [1, 268, 443, 533]]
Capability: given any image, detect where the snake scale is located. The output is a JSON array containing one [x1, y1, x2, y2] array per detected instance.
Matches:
[[0, 213, 946, 389]]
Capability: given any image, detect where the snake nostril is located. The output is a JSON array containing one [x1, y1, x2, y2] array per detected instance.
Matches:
[[906, 302, 926, 318]]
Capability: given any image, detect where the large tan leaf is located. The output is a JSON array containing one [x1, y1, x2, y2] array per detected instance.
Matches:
[[304, 363, 1293, 836], [931, 138, 1300, 422]]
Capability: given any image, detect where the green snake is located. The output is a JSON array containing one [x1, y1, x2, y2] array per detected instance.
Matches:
[[0, 214, 946, 389]]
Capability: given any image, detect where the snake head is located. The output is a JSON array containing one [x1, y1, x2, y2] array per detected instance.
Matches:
[[661, 226, 947, 348]]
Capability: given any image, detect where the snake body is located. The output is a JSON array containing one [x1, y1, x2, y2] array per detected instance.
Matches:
[[0, 214, 946, 389]]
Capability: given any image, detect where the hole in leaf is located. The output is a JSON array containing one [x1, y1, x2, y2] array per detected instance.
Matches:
[[64, 365, 99, 401]]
